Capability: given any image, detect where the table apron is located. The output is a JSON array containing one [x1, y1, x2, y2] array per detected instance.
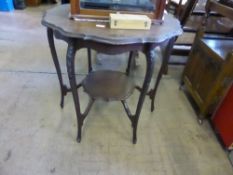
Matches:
[[53, 29, 163, 55]]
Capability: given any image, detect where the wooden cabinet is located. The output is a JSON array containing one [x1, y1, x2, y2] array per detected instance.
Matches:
[[182, 38, 233, 121]]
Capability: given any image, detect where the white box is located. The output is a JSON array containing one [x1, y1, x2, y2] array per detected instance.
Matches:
[[110, 13, 151, 30]]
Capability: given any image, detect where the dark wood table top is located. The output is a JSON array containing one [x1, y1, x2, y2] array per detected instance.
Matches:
[[42, 5, 182, 45]]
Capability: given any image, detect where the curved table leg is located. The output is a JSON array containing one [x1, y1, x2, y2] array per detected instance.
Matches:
[[66, 40, 85, 143], [87, 48, 92, 72], [149, 37, 176, 112], [132, 44, 155, 144], [47, 28, 68, 108], [126, 51, 136, 76]]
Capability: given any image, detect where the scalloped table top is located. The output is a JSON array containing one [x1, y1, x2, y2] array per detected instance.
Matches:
[[42, 5, 183, 45]]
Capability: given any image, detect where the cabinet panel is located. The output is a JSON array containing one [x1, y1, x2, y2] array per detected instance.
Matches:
[[197, 55, 222, 100], [182, 39, 233, 119], [185, 46, 205, 90]]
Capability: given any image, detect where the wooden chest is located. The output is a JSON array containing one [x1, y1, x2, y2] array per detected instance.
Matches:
[[182, 38, 233, 120]]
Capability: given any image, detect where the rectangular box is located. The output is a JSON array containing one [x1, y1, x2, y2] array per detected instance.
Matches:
[[110, 13, 151, 30]]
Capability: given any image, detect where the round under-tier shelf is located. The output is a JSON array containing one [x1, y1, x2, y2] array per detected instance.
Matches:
[[82, 70, 135, 101]]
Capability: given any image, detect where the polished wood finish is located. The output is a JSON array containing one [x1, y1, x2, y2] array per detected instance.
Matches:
[[70, 0, 166, 20], [73, 8, 156, 19], [167, 0, 233, 73], [70, 0, 79, 15], [42, 5, 182, 45], [182, 38, 233, 116], [205, 0, 233, 19], [47, 28, 68, 108], [155, 0, 167, 19], [82, 70, 135, 101], [181, 0, 233, 122], [165, 0, 198, 72], [202, 39, 233, 59], [42, 5, 182, 143]]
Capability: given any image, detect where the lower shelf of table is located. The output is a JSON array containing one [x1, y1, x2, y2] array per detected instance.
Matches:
[[82, 70, 135, 101]]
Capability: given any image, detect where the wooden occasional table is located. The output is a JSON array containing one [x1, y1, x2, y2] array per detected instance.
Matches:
[[42, 5, 182, 143]]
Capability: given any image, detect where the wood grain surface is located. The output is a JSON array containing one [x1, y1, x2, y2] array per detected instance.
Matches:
[[42, 5, 182, 45]]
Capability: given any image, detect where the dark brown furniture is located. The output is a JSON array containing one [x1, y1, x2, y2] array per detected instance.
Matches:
[[164, 0, 198, 73], [167, 0, 198, 54], [42, 5, 182, 143], [166, 0, 233, 73], [181, 0, 233, 123], [26, 0, 41, 6], [70, 0, 166, 20]]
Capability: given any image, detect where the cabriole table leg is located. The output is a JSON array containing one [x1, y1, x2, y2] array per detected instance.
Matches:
[[132, 44, 155, 144], [66, 40, 84, 143], [149, 37, 176, 112], [47, 28, 68, 108]]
